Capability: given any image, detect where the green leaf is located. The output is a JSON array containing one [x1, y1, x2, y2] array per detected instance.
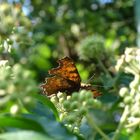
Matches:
[[130, 129, 140, 140], [0, 131, 53, 140], [31, 93, 59, 120], [0, 116, 46, 133], [37, 44, 51, 58], [25, 103, 81, 140]]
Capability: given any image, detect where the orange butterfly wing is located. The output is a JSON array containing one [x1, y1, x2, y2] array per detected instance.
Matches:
[[41, 57, 101, 98], [41, 57, 81, 96], [49, 57, 81, 84]]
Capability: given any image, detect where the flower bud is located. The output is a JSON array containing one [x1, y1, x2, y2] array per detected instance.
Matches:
[[59, 112, 67, 121], [63, 101, 71, 109], [85, 91, 92, 99], [73, 127, 79, 133], [125, 55, 133, 63], [79, 91, 86, 102], [23, 96, 32, 104], [59, 97, 65, 103], [57, 92, 65, 98], [0, 89, 6, 96], [10, 104, 19, 115], [67, 96, 71, 100], [130, 76, 140, 89], [138, 85, 140, 92], [135, 94, 140, 102], [66, 124, 72, 130], [124, 96, 132, 104], [70, 101, 78, 110], [115, 55, 125, 71], [119, 87, 128, 97], [67, 115, 75, 123], [71, 92, 79, 101], [7, 84, 16, 94], [93, 99, 102, 108], [50, 95, 58, 103], [79, 107, 87, 115], [86, 98, 94, 107], [131, 109, 140, 117], [125, 48, 133, 55]]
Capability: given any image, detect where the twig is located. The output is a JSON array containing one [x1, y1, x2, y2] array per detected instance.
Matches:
[[96, 58, 112, 79], [112, 105, 130, 140], [86, 114, 110, 140]]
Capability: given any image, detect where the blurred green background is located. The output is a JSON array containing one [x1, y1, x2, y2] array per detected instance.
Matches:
[[0, 0, 140, 140]]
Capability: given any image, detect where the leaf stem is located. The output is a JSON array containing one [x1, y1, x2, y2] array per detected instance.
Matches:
[[112, 105, 130, 140], [96, 57, 112, 79], [86, 114, 110, 140]]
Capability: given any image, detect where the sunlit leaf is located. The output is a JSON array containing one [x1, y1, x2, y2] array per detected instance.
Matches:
[[0, 131, 53, 140]]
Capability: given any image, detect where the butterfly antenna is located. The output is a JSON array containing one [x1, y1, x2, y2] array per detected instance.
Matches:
[[91, 85, 110, 88], [86, 74, 96, 84], [86, 74, 110, 88]]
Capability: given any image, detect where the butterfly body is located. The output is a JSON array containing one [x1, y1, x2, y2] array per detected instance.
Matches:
[[41, 57, 101, 98]]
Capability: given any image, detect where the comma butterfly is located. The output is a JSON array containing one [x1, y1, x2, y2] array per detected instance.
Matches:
[[41, 57, 101, 98]]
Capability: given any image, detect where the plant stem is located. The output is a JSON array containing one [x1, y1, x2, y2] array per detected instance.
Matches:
[[86, 114, 110, 140], [96, 57, 112, 79], [112, 105, 130, 140]]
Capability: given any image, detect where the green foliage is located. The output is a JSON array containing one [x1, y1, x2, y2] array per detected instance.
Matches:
[[0, 0, 140, 140]]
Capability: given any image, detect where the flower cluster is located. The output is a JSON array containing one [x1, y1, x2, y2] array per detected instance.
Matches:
[[0, 3, 31, 36], [77, 35, 105, 61], [0, 61, 38, 115], [50, 90, 101, 133], [116, 47, 140, 133], [0, 3, 32, 53]]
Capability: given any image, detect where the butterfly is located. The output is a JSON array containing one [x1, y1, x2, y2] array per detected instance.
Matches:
[[41, 57, 101, 98]]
